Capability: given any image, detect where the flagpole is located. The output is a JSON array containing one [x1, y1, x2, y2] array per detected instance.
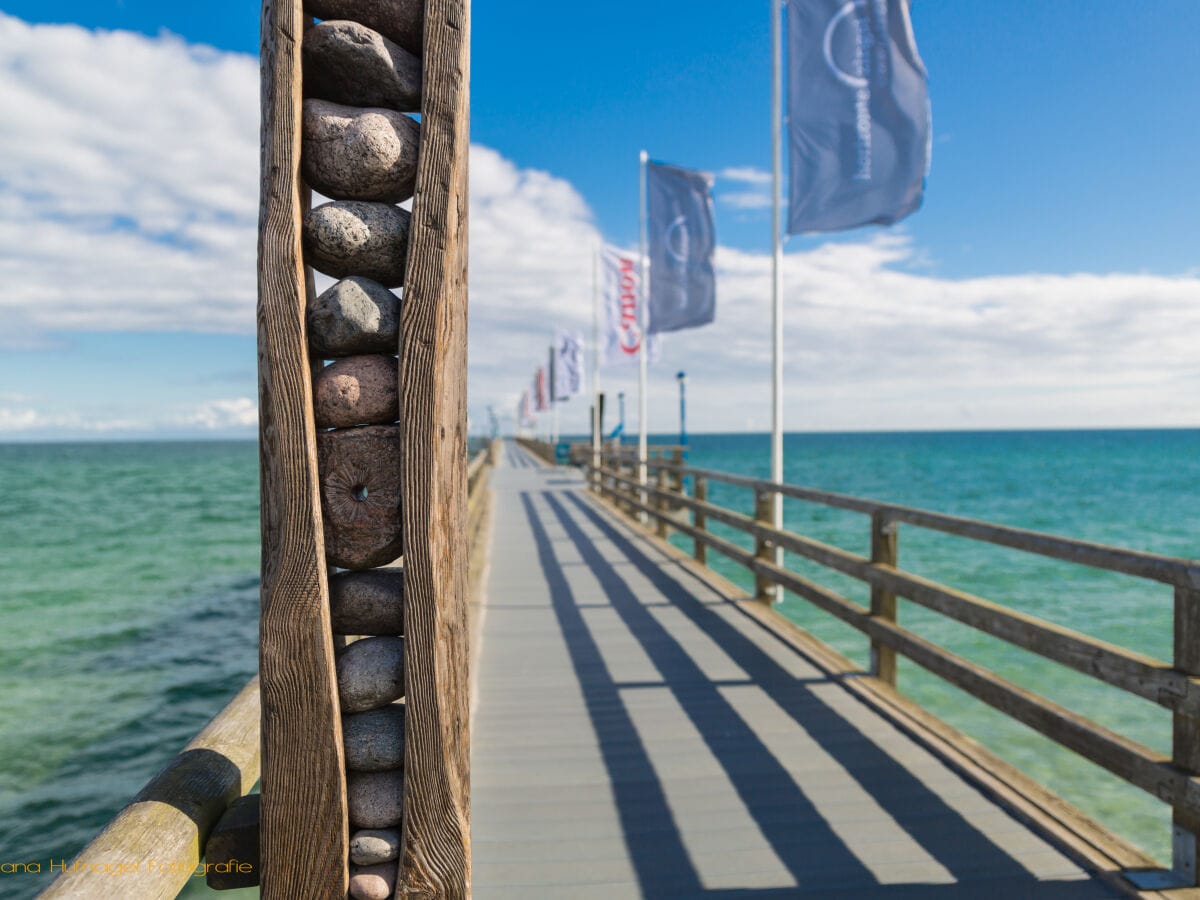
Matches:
[[591, 242, 601, 485], [637, 149, 650, 521], [770, 0, 785, 599]]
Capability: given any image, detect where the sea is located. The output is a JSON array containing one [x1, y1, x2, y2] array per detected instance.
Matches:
[[0, 430, 1197, 898]]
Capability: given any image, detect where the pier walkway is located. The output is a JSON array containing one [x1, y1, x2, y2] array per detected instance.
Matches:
[[471, 441, 1118, 898]]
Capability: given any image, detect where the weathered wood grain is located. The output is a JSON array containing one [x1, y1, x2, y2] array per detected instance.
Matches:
[[205, 793, 261, 891], [397, 0, 471, 894], [258, 1, 349, 896], [1174, 585, 1200, 884], [40, 678, 260, 900], [869, 510, 899, 686]]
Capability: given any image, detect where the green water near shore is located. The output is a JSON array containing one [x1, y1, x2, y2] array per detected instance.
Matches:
[[0, 430, 1196, 897]]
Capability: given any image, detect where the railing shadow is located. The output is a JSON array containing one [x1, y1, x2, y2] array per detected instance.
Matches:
[[510, 485, 1113, 897]]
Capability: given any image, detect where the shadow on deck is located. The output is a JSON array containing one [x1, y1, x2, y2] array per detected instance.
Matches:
[[472, 443, 1118, 899]]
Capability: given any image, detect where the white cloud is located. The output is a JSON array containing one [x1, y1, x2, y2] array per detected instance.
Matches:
[[1, 13, 1198, 436], [174, 397, 258, 430]]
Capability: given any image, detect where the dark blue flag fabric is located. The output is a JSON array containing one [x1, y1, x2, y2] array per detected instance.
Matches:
[[647, 162, 716, 334], [787, 0, 930, 233]]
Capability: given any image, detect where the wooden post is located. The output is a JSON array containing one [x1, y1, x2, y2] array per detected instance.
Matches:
[[656, 468, 670, 538], [870, 511, 899, 687], [693, 476, 708, 565], [1174, 585, 1200, 885], [671, 448, 684, 498], [754, 488, 775, 602], [257, 2, 348, 895], [398, 0, 472, 895]]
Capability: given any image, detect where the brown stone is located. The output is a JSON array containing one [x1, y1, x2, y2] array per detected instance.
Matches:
[[303, 20, 421, 112], [347, 769, 404, 829], [303, 201, 410, 288], [303, 100, 419, 204], [343, 703, 405, 771], [306, 0, 424, 54], [313, 355, 398, 429], [337, 635, 405, 713], [348, 862, 397, 900], [330, 568, 404, 635], [317, 424, 402, 569]]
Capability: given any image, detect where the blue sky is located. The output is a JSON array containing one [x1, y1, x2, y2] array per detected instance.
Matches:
[[0, 1, 1198, 438]]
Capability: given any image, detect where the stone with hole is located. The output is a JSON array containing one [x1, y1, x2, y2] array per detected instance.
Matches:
[[317, 424, 402, 569]]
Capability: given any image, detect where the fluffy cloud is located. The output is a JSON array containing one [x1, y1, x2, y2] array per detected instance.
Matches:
[[1, 13, 1197, 437]]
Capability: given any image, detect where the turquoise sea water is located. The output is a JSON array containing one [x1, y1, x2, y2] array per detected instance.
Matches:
[[0, 432, 1196, 898]]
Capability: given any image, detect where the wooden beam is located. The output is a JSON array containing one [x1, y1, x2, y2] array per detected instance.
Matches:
[[258, 1, 348, 896], [41, 679, 261, 900], [398, 0, 472, 894]]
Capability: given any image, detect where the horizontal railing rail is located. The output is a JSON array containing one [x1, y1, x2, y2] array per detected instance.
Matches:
[[44, 441, 502, 898], [588, 450, 1200, 884]]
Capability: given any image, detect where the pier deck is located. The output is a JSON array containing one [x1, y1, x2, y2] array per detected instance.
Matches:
[[470, 442, 1120, 898]]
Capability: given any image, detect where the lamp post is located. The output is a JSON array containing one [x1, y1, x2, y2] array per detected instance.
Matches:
[[676, 371, 687, 447]]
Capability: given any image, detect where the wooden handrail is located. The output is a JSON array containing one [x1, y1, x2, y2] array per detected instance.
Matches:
[[604, 452, 1200, 588], [599, 466, 1200, 716], [39, 678, 261, 900], [589, 455, 1200, 879]]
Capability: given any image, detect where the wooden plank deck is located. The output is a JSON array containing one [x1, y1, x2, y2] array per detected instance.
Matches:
[[471, 441, 1121, 898]]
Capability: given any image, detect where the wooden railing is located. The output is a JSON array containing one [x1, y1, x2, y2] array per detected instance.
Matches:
[[41, 443, 500, 899], [588, 448, 1200, 885]]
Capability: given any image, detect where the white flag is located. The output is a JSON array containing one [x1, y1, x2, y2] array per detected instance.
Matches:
[[553, 329, 584, 401], [601, 245, 660, 367]]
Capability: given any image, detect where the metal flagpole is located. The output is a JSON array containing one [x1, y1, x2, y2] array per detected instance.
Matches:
[[591, 242, 601, 485], [550, 342, 559, 445], [638, 150, 650, 521], [769, 0, 785, 599]]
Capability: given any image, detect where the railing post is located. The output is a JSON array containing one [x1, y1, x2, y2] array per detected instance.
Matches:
[[1173, 585, 1200, 885], [754, 488, 775, 602], [671, 448, 685, 499], [656, 467, 670, 538], [869, 511, 899, 687], [693, 476, 708, 564]]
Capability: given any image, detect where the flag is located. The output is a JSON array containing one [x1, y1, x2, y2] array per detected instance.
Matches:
[[535, 367, 547, 412], [646, 161, 717, 334], [600, 244, 660, 367], [786, 0, 930, 233], [517, 390, 532, 424], [553, 330, 584, 401]]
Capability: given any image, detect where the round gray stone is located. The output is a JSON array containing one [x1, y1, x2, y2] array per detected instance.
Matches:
[[303, 100, 419, 204], [343, 703, 405, 771], [348, 769, 404, 829], [304, 201, 410, 288], [307, 0, 424, 54], [350, 828, 401, 865], [348, 861, 397, 900], [317, 424, 402, 569], [337, 635, 405, 713], [313, 354, 398, 429], [308, 276, 399, 358], [303, 21, 421, 112], [330, 568, 404, 635]]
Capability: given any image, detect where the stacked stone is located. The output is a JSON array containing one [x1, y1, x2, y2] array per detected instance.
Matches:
[[299, 2, 424, 898]]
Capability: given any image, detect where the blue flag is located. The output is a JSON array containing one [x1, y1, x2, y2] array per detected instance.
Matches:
[[787, 0, 930, 233], [647, 162, 716, 334]]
